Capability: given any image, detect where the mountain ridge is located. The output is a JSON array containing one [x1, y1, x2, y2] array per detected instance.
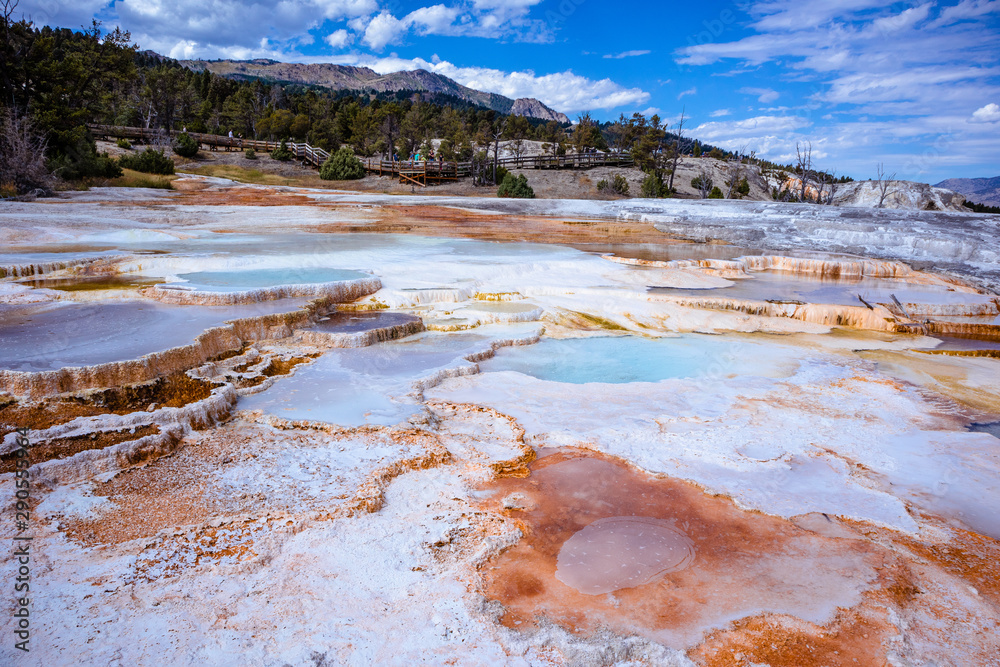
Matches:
[[178, 58, 571, 124], [934, 176, 1000, 207]]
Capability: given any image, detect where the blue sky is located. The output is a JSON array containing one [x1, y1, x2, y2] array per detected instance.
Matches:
[[14, 0, 1000, 182]]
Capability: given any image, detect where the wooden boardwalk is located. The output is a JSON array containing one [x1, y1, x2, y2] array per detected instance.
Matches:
[[88, 124, 330, 167], [89, 124, 635, 186]]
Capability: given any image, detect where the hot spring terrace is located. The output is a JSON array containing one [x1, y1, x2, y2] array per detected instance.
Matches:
[[1, 179, 999, 666]]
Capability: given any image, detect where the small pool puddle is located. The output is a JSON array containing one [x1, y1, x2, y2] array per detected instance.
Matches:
[[555, 516, 695, 595], [312, 311, 420, 333], [930, 335, 1000, 352]]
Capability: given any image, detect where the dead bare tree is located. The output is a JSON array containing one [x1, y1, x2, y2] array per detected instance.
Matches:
[[693, 168, 714, 199], [816, 170, 837, 205], [795, 141, 813, 202], [874, 162, 896, 208], [725, 144, 750, 199], [507, 137, 526, 167], [490, 118, 507, 185], [666, 108, 686, 194], [0, 107, 52, 196]]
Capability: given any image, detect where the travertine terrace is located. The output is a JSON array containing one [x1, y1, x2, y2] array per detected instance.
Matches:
[[1, 175, 999, 666]]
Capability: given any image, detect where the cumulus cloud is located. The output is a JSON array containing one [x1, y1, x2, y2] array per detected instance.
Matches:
[[324, 29, 352, 49], [970, 102, 1000, 123], [360, 5, 465, 50], [30, 0, 548, 58], [361, 12, 408, 50], [406, 4, 460, 33], [108, 0, 377, 57], [353, 0, 550, 50]]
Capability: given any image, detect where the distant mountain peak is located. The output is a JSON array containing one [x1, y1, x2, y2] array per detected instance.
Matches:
[[510, 98, 571, 124], [177, 58, 571, 123], [934, 176, 1000, 207]]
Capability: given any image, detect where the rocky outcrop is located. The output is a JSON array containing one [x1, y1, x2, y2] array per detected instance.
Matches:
[[830, 180, 966, 211], [510, 98, 571, 124]]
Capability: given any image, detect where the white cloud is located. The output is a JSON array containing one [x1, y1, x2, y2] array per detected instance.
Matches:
[[361, 6, 463, 50], [738, 87, 780, 103], [112, 0, 377, 55], [603, 50, 651, 59], [406, 5, 461, 34], [711, 109, 732, 117], [695, 115, 811, 139], [71, 0, 548, 58], [672, 0, 1000, 181], [362, 12, 408, 51], [353, 0, 550, 50], [13, 0, 113, 29], [324, 29, 352, 50], [677, 87, 697, 100], [970, 102, 1000, 123], [870, 3, 931, 34], [932, 0, 1000, 27]]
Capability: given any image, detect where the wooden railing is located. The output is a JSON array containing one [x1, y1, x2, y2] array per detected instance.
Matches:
[[89, 124, 635, 182]]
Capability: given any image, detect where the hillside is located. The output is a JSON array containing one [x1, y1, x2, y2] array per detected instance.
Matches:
[[934, 176, 1000, 207], [179, 58, 571, 123]]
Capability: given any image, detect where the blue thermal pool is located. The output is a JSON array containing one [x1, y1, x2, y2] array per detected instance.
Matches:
[[239, 333, 489, 426], [166, 268, 369, 291], [477, 335, 796, 383], [0, 299, 309, 371]]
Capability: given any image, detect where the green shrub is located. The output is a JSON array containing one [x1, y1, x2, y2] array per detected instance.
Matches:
[[116, 138, 132, 150], [708, 186, 724, 199], [51, 150, 123, 180], [245, 148, 257, 160], [736, 177, 750, 197], [319, 147, 365, 180], [497, 173, 535, 199], [641, 172, 671, 198], [270, 139, 293, 162], [173, 132, 199, 158], [494, 165, 509, 185], [117, 148, 175, 175], [48, 134, 123, 181], [597, 173, 630, 196]]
